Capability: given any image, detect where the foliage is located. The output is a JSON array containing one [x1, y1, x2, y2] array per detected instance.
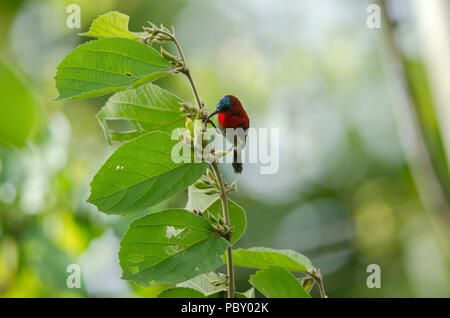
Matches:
[[87, 131, 206, 215], [249, 266, 311, 298], [119, 209, 229, 285], [53, 11, 324, 298], [54, 37, 170, 101], [231, 247, 313, 272], [0, 58, 37, 147]]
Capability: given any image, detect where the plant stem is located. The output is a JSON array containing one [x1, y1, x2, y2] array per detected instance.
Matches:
[[309, 269, 327, 298], [211, 161, 235, 298], [166, 29, 236, 298], [162, 31, 203, 111], [316, 274, 327, 298]]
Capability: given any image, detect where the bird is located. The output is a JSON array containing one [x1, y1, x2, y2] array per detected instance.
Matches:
[[208, 95, 249, 174]]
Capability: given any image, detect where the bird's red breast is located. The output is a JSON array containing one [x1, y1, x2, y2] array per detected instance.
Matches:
[[218, 96, 249, 130]]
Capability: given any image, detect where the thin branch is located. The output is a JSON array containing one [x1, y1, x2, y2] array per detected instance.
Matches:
[[163, 29, 236, 298], [212, 161, 235, 298], [160, 30, 203, 111]]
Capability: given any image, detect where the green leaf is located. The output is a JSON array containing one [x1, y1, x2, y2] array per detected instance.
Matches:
[[202, 199, 246, 244], [236, 287, 255, 298], [80, 11, 141, 39], [88, 131, 206, 215], [231, 247, 313, 273], [119, 209, 229, 285], [54, 37, 170, 101], [97, 83, 185, 143], [177, 272, 227, 296], [177, 272, 255, 298], [157, 287, 206, 298], [249, 266, 310, 298], [206, 288, 255, 298], [206, 291, 227, 298], [0, 58, 37, 147], [186, 184, 219, 211]]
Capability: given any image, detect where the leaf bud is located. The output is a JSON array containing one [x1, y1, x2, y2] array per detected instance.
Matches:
[[160, 47, 179, 63], [301, 277, 315, 292], [206, 212, 218, 223], [185, 118, 194, 136], [194, 180, 213, 190], [206, 168, 216, 182]]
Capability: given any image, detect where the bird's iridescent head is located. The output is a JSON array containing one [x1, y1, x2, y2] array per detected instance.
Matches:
[[217, 95, 232, 113], [208, 95, 240, 122]]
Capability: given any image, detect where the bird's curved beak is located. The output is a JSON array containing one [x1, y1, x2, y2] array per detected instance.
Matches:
[[206, 110, 219, 128], [207, 110, 219, 119]]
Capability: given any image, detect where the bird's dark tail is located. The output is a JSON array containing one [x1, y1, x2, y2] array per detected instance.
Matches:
[[233, 149, 243, 174]]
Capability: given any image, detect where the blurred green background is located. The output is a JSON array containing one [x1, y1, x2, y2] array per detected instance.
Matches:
[[1, 0, 450, 297]]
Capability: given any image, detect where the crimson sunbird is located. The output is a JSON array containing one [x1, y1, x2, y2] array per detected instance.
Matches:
[[208, 95, 250, 174]]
